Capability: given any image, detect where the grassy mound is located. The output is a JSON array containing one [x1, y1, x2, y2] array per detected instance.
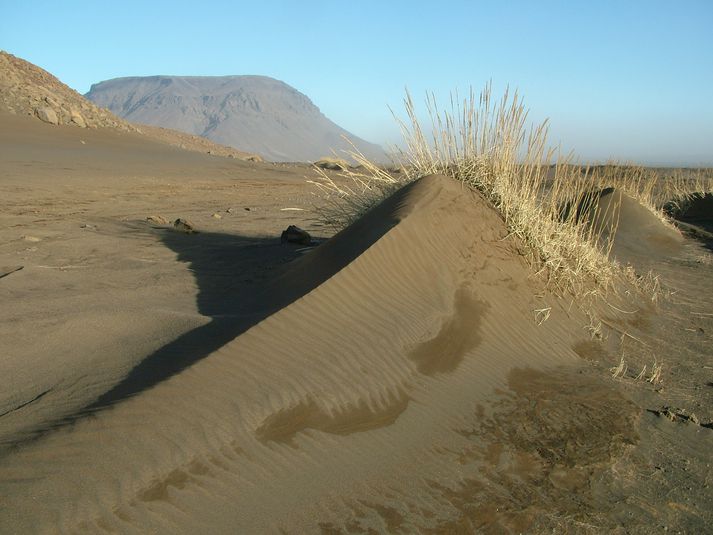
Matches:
[[311, 84, 711, 300]]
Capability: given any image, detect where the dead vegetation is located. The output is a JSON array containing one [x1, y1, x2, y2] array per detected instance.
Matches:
[[311, 85, 711, 305]]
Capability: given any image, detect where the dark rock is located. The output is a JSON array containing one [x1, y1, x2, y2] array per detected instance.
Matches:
[[314, 158, 349, 171], [173, 218, 196, 233], [281, 225, 311, 245]]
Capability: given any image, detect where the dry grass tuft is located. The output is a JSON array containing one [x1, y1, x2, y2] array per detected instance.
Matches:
[[310, 84, 710, 303], [312, 84, 623, 297]]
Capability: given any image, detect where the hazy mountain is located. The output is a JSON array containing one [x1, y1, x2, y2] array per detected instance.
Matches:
[[0, 52, 260, 160], [85, 75, 387, 163]]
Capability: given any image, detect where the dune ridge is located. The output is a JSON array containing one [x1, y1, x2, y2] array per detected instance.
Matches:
[[588, 188, 684, 264], [0, 175, 625, 533]]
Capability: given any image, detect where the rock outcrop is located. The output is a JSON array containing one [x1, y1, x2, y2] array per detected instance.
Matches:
[[0, 51, 261, 161]]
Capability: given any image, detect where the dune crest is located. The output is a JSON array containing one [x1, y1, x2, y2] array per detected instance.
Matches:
[[1, 175, 620, 533], [585, 188, 684, 263]]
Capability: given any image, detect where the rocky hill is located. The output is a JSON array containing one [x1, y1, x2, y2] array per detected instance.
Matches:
[[85, 75, 387, 163], [0, 51, 260, 160], [0, 51, 131, 130]]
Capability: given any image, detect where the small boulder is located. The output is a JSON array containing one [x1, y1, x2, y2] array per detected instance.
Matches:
[[281, 225, 311, 245], [314, 157, 349, 171], [173, 218, 196, 233], [211, 212, 222, 219], [70, 110, 86, 127], [36, 107, 58, 125], [147, 215, 169, 225]]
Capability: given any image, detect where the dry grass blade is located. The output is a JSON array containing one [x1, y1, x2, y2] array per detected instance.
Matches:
[[611, 356, 628, 379]]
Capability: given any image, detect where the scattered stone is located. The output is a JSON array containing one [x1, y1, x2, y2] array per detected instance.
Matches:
[[36, 107, 58, 125], [173, 218, 196, 233], [314, 157, 349, 171], [146, 215, 169, 225], [80, 223, 97, 230], [244, 207, 251, 211], [21, 235, 41, 242], [211, 212, 222, 219], [226, 208, 234, 214], [281, 225, 311, 245], [70, 110, 86, 127], [652, 406, 706, 426]]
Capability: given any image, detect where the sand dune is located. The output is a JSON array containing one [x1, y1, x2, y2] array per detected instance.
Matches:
[[578, 188, 685, 265], [0, 174, 614, 533], [2, 109, 712, 532]]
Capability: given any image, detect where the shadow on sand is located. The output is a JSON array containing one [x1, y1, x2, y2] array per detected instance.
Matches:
[[1, 192, 404, 451], [84, 210, 402, 409], [0, 173, 418, 455]]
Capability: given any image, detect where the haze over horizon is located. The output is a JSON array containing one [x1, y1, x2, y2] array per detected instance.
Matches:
[[2, 0, 712, 166]]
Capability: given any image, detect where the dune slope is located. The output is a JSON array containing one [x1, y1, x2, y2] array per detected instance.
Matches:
[[582, 188, 685, 265], [0, 175, 637, 533]]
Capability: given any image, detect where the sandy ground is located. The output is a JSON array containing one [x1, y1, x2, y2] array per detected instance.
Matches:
[[1, 112, 712, 533]]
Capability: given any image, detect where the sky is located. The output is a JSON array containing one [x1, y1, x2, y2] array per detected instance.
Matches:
[[2, 0, 712, 166]]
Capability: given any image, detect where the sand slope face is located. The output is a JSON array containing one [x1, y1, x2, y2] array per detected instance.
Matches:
[[587, 189, 684, 265], [1, 175, 628, 533]]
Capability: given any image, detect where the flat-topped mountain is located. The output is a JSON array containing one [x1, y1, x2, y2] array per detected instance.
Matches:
[[85, 75, 387, 162]]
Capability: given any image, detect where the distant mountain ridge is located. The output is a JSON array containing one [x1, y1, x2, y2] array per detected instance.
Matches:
[[85, 75, 387, 162]]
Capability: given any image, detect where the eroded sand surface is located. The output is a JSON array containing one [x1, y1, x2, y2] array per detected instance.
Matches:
[[1, 113, 712, 533]]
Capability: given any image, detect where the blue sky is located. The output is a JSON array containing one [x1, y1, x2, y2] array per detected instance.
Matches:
[[2, 0, 712, 165]]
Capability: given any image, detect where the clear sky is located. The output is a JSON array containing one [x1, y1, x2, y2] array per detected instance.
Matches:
[[2, 0, 712, 165]]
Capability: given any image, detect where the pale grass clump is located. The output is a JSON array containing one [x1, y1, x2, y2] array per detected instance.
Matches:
[[310, 89, 711, 297], [312, 84, 622, 297]]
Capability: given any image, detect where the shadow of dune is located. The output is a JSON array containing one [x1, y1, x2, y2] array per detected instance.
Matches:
[[3, 188, 408, 450], [90, 192, 403, 409], [83, 230, 302, 413], [665, 193, 713, 251]]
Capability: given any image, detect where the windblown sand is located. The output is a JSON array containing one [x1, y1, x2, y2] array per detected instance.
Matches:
[[1, 113, 712, 533]]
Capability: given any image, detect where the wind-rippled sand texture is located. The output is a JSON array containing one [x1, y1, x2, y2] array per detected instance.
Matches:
[[1, 174, 639, 533]]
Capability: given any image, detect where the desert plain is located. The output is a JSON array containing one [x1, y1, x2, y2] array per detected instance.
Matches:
[[1, 54, 713, 534]]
